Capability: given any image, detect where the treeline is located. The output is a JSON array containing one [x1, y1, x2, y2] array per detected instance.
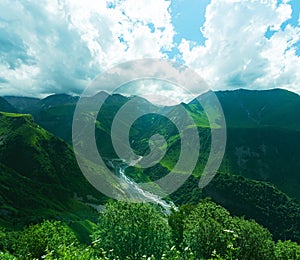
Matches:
[[1, 200, 300, 259], [202, 174, 300, 243], [170, 173, 300, 243]]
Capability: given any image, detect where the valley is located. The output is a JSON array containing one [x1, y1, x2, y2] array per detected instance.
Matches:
[[1, 88, 300, 258]]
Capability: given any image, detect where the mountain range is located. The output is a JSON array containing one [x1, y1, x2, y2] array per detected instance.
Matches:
[[1, 88, 300, 243]]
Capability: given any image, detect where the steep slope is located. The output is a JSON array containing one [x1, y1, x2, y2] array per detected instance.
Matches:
[[221, 128, 300, 199], [215, 88, 300, 129], [0, 97, 17, 113], [202, 173, 300, 243], [4, 89, 299, 200], [3, 96, 40, 113], [3, 94, 79, 143], [211, 89, 300, 200], [0, 112, 106, 228]]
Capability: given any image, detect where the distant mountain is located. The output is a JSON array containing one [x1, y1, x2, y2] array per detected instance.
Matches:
[[0, 97, 17, 113], [4, 94, 79, 113], [2, 90, 300, 200], [37, 93, 79, 110], [0, 112, 106, 228], [4, 94, 80, 143], [215, 88, 300, 129], [3, 96, 40, 113]]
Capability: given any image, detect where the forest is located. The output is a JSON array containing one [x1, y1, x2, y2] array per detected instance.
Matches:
[[1, 200, 300, 259]]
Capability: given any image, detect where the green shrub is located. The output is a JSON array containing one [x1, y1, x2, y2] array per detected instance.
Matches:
[[168, 204, 195, 249], [92, 201, 172, 259], [182, 200, 234, 259], [275, 240, 300, 260], [14, 220, 79, 259], [231, 217, 275, 259], [0, 227, 19, 254], [182, 200, 276, 259], [0, 251, 17, 260]]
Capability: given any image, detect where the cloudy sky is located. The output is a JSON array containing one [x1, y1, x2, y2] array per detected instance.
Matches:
[[0, 0, 299, 97]]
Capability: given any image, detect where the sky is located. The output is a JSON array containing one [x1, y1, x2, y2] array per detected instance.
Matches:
[[0, 0, 300, 97]]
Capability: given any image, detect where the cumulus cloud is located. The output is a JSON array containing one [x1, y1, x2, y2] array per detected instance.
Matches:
[[0, 0, 175, 96], [179, 0, 300, 93], [1, 0, 300, 97]]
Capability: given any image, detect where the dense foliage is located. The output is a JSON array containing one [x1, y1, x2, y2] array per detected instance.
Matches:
[[91, 201, 172, 259], [203, 173, 300, 243], [169, 200, 276, 259], [13, 220, 78, 259], [1, 201, 300, 259]]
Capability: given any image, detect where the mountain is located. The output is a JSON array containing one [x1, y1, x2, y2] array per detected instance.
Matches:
[[35, 93, 79, 110], [3, 94, 80, 143], [3, 96, 40, 113], [210, 89, 300, 201], [3, 90, 300, 200], [0, 112, 106, 229], [2, 88, 300, 243], [0, 97, 17, 113], [215, 88, 300, 129], [32, 94, 79, 143]]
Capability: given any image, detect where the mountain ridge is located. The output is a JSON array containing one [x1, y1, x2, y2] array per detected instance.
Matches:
[[1, 88, 300, 243], [0, 112, 106, 228]]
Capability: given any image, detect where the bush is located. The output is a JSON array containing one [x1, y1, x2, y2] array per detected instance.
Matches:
[[182, 200, 234, 259], [275, 240, 300, 260], [0, 227, 19, 254], [231, 217, 275, 259], [168, 204, 195, 249], [92, 201, 172, 259], [181, 200, 276, 259], [14, 220, 79, 259], [0, 251, 17, 260]]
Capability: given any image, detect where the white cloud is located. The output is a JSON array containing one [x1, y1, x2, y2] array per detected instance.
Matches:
[[0, 0, 175, 96], [179, 0, 300, 93], [1, 0, 299, 97]]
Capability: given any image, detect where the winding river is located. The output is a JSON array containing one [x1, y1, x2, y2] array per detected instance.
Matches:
[[112, 159, 177, 214]]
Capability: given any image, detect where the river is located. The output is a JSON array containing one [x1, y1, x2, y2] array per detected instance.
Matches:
[[112, 159, 177, 215]]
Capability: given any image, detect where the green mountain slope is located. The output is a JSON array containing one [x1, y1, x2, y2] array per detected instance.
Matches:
[[3, 89, 300, 199], [202, 173, 300, 242], [0, 112, 106, 228], [215, 88, 300, 129], [2, 89, 300, 244], [3, 94, 80, 143]]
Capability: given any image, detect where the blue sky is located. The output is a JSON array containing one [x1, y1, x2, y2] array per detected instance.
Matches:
[[0, 0, 299, 97], [171, 0, 210, 44]]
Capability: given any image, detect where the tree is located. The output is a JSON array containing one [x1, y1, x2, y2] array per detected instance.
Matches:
[[0, 251, 16, 260], [181, 200, 276, 259], [231, 217, 275, 259], [168, 204, 195, 249], [182, 200, 234, 259], [14, 220, 78, 259], [275, 240, 300, 260], [92, 201, 172, 259]]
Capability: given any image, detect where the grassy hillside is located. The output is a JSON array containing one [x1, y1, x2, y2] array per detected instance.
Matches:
[[2, 89, 300, 245], [0, 112, 106, 229]]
